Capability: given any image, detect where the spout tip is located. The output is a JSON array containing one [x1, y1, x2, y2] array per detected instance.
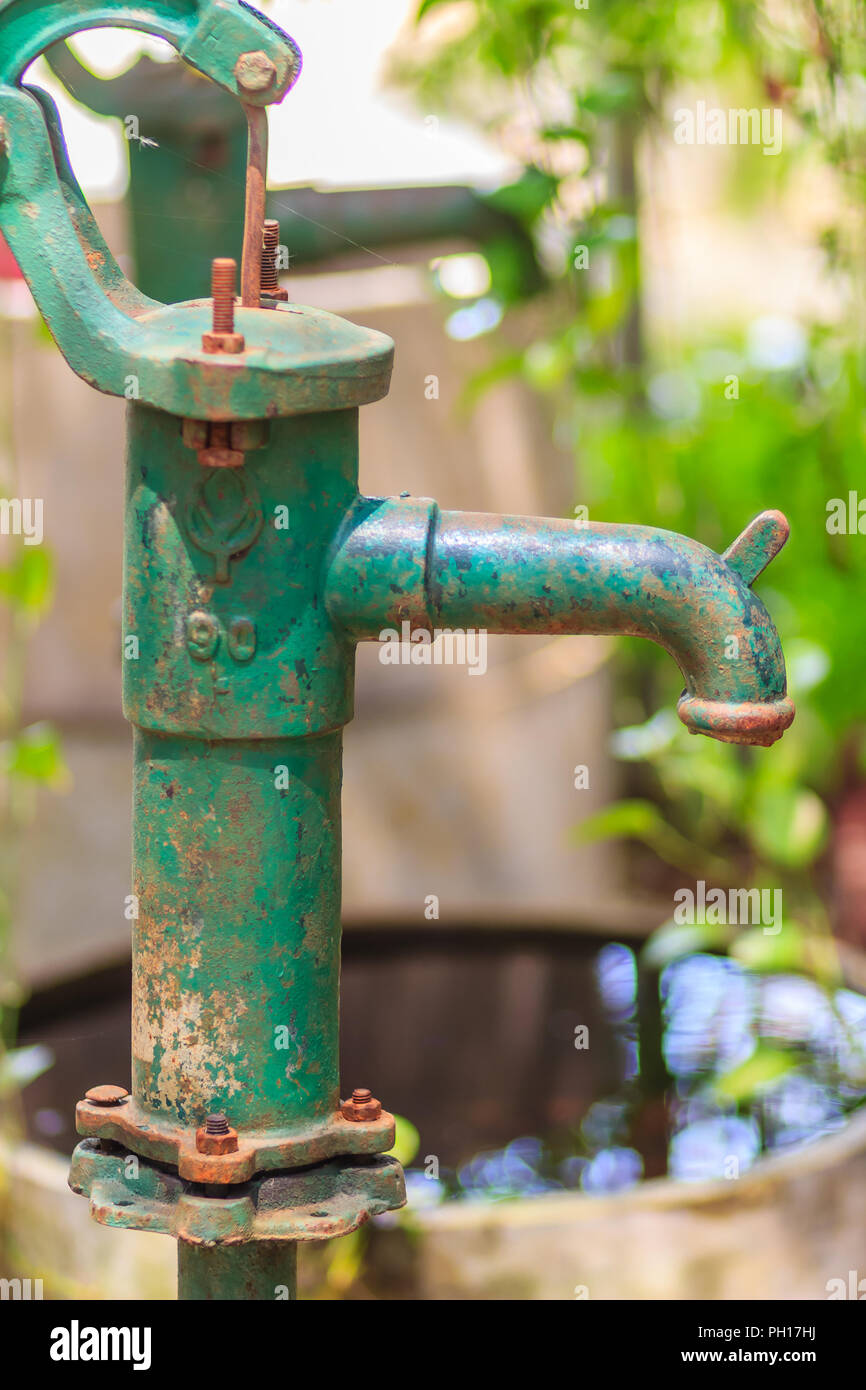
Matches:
[[677, 693, 795, 747]]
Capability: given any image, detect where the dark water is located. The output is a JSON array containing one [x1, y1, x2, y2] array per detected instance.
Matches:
[[409, 943, 866, 1209], [15, 929, 866, 1207]]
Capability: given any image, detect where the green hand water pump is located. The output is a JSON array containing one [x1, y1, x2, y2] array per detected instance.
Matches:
[[0, 0, 795, 1300]]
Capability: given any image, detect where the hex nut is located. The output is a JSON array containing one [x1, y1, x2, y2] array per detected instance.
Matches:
[[235, 51, 277, 93], [341, 1087, 383, 1123], [201, 330, 245, 355], [195, 1125, 239, 1155]]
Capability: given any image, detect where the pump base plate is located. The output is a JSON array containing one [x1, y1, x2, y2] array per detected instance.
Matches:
[[70, 1139, 406, 1244], [75, 1095, 396, 1184]]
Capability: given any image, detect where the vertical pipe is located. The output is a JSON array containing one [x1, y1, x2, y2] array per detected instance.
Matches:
[[178, 1240, 297, 1300], [132, 731, 343, 1130]]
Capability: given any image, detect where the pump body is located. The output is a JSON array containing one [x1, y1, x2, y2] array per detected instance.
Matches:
[[0, 0, 794, 1300]]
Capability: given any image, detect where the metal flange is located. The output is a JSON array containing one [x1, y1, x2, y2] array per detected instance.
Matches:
[[75, 1094, 396, 1184], [70, 1139, 406, 1244]]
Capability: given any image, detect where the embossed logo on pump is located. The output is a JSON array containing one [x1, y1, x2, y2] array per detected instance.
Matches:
[[186, 469, 263, 583]]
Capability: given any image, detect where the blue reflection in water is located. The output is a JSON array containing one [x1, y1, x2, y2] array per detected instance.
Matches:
[[596, 942, 638, 1020], [669, 1115, 760, 1181], [662, 955, 755, 1076], [581, 1145, 643, 1193], [414, 942, 866, 1203]]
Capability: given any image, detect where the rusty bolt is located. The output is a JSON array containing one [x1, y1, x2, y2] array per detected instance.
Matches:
[[195, 1112, 239, 1155], [235, 51, 277, 94], [198, 421, 244, 469], [84, 1084, 129, 1107], [202, 258, 245, 354], [261, 219, 288, 301], [341, 1087, 383, 1123]]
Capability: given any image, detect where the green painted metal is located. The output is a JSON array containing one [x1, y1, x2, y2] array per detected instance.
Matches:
[[178, 1241, 297, 1301], [123, 406, 359, 738], [325, 500, 795, 746], [69, 1138, 405, 1244], [2, 0, 796, 1302], [0, 0, 301, 92], [0, 82, 392, 414]]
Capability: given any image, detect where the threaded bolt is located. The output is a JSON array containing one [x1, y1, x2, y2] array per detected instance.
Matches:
[[211, 259, 236, 333], [202, 259, 245, 353], [261, 220, 288, 300], [340, 1086, 382, 1122], [196, 1111, 239, 1155]]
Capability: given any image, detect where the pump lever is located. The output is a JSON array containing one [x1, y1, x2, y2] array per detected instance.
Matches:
[[0, 0, 301, 388]]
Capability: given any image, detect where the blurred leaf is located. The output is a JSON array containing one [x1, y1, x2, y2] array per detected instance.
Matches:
[[0, 546, 54, 621], [579, 73, 641, 116], [575, 798, 729, 876], [483, 167, 559, 223], [322, 1227, 365, 1296], [714, 1046, 797, 1104], [387, 1114, 421, 1167], [730, 923, 841, 986], [6, 722, 71, 789], [747, 787, 829, 868], [642, 917, 731, 970]]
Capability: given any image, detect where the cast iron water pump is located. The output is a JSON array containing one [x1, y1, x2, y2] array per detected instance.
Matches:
[[0, 0, 795, 1300]]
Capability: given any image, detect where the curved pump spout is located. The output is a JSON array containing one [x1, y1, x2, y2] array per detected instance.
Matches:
[[326, 501, 795, 747]]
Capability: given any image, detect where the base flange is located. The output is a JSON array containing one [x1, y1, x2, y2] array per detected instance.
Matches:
[[75, 1094, 395, 1184], [69, 1138, 406, 1244]]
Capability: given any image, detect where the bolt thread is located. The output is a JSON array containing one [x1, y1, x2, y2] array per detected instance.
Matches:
[[261, 220, 280, 293], [211, 259, 237, 333], [205, 1112, 230, 1135], [352, 1088, 372, 1104]]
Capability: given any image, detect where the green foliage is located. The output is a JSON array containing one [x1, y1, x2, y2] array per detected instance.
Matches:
[[401, 0, 866, 907], [714, 1045, 798, 1103], [0, 546, 53, 624], [5, 722, 69, 791], [387, 1114, 421, 1167], [0, 518, 66, 1126], [399, 1, 866, 1124]]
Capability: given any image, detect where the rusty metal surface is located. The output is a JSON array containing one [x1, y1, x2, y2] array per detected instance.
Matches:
[[341, 1088, 383, 1122], [84, 1084, 129, 1107], [75, 1096, 396, 1184], [240, 104, 268, 307], [178, 1240, 298, 1300], [70, 1139, 405, 1243], [326, 499, 795, 748]]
